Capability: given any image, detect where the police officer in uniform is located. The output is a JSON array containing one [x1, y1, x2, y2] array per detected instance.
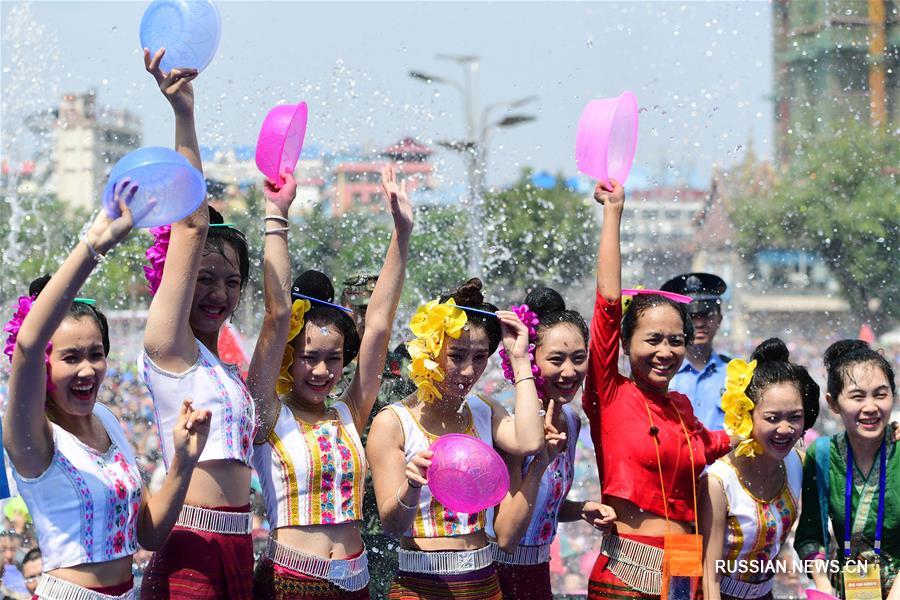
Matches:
[[661, 272, 731, 430]]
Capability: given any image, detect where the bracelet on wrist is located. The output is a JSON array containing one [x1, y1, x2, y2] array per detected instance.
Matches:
[[263, 215, 289, 225], [515, 375, 535, 385], [264, 226, 290, 235], [81, 236, 106, 263], [396, 485, 418, 510]]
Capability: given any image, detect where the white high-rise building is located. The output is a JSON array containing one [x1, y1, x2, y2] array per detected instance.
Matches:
[[54, 90, 141, 210]]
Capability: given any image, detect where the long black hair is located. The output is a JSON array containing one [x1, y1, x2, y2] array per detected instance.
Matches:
[[291, 270, 360, 366], [746, 338, 819, 431], [29, 275, 110, 355], [207, 206, 250, 289], [524, 286, 588, 346], [440, 278, 502, 354], [824, 339, 896, 401]]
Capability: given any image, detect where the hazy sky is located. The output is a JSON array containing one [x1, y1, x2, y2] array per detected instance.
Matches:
[[2, 1, 773, 189]]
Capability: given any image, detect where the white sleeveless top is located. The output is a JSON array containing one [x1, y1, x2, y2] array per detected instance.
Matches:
[[387, 396, 494, 538], [518, 405, 580, 547], [703, 450, 802, 584], [139, 339, 256, 469], [12, 404, 142, 571], [253, 399, 366, 528]]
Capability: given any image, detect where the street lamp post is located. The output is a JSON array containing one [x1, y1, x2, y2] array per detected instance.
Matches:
[[409, 57, 536, 276]]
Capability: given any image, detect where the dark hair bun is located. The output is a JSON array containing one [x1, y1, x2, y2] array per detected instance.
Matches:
[[751, 338, 790, 364], [452, 278, 485, 308], [29, 274, 52, 298], [524, 287, 566, 318], [208, 205, 224, 225], [824, 339, 869, 370], [292, 270, 335, 302]]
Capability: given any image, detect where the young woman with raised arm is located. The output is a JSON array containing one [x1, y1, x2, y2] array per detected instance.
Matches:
[[582, 180, 734, 599], [248, 166, 412, 599], [3, 184, 210, 600], [367, 278, 545, 599]]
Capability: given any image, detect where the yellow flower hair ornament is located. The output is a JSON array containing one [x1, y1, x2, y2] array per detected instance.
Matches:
[[722, 358, 763, 458], [276, 298, 312, 395], [407, 298, 467, 403]]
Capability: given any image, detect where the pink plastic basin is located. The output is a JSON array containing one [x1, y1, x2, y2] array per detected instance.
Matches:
[[428, 433, 509, 515], [804, 591, 839, 600], [575, 91, 639, 186], [255, 102, 308, 185]]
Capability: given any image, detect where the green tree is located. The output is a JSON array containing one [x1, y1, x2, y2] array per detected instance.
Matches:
[[483, 169, 598, 303], [731, 124, 899, 332]]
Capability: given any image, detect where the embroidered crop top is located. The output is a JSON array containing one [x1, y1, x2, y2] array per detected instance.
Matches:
[[253, 398, 366, 528], [703, 450, 802, 584], [583, 290, 732, 522], [387, 396, 494, 539], [12, 404, 142, 571], [139, 339, 255, 469], [517, 405, 580, 547]]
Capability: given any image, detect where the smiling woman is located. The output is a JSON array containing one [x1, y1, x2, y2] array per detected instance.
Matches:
[[699, 338, 820, 600], [2, 181, 210, 600], [582, 180, 732, 599], [137, 47, 260, 600], [795, 340, 900, 599]]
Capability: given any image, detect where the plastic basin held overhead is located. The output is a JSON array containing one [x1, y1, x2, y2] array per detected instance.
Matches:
[[102, 146, 206, 229], [427, 433, 510, 515], [255, 102, 309, 184], [140, 0, 222, 72], [575, 91, 639, 186]]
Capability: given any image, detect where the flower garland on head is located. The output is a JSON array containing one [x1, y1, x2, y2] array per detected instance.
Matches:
[[721, 358, 762, 458], [498, 304, 545, 399], [143, 225, 171, 295], [406, 298, 467, 403], [276, 298, 312, 396], [4, 295, 55, 391]]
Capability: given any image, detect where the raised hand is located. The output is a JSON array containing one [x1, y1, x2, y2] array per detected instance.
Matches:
[[381, 165, 413, 234], [582, 500, 617, 532], [172, 399, 211, 463], [144, 48, 198, 117], [405, 449, 432, 488], [593, 178, 625, 208], [264, 170, 298, 213], [496, 310, 531, 364], [85, 179, 141, 255], [542, 399, 566, 462]]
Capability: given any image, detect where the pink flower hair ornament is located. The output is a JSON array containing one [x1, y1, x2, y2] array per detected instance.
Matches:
[[3, 295, 55, 391], [143, 225, 171, 295], [498, 304, 545, 399]]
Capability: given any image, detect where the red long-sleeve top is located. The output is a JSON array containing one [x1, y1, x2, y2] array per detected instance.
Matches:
[[583, 290, 731, 523]]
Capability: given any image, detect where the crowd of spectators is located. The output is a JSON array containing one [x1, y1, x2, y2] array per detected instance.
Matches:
[[0, 336, 897, 598]]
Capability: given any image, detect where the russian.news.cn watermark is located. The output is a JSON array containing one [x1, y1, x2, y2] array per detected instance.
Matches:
[[716, 559, 870, 576]]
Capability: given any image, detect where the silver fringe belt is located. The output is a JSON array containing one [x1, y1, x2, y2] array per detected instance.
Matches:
[[265, 536, 370, 592], [398, 545, 493, 575], [175, 504, 252, 535], [489, 541, 552, 566], [35, 574, 134, 600], [720, 575, 773, 599], [600, 533, 664, 595]]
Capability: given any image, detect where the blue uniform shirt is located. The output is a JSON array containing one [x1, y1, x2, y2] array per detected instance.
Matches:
[[670, 352, 728, 431]]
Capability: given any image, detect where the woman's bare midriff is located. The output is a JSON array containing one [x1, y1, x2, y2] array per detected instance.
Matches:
[[48, 556, 133, 588], [606, 496, 693, 536], [183, 459, 251, 508], [272, 523, 364, 559], [400, 531, 488, 552]]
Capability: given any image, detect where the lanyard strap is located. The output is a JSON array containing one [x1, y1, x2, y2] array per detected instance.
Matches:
[[844, 438, 887, 557], [641, 398, 700, 535]]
